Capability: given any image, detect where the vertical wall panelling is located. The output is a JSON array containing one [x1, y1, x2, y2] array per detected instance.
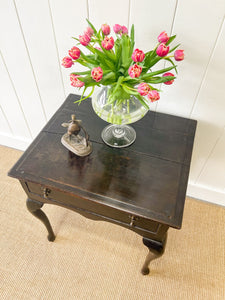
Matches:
[[86, 0, 89, 20], [0, 53, 31, 139], [129, 0, 177, 111], [0, 1, 47, 138], [155, 0, 225, 118], [88, 0, 130, 28], [129, 0, 177, 51], [49, 0, 88, 96], [15, 0, 65, 120], [0, 105, 12, 136], [189, 18, 225, 185], [197, 128, 225, 192]]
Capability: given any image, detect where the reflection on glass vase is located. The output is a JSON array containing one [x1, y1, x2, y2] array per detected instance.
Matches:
[[92, 86, 149, 148]]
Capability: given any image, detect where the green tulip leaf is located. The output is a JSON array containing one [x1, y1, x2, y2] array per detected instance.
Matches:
[[86, 19, 97, 35], [169, 44, 181, 53], [166, 35, 176, 45], [164, 57, 178, 74], [141, 65, 177, 79]]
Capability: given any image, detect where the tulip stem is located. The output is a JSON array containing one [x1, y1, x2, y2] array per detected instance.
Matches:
[[122, 84, 136, 91], [127, 99, 130, 113], [152, 43, 160, 53]]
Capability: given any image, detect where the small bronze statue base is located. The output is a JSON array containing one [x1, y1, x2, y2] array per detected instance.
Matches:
[[61, 133, 92, 157], [61, 114, 92, 157]]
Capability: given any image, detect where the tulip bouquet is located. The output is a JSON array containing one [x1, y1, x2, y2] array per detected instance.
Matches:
[[62, 20, 184, 110]]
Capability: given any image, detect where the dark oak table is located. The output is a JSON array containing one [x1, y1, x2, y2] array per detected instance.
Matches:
[[8, 94, 197, 275]]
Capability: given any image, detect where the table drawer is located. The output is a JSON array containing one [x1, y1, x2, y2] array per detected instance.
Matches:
[[25, 181, 159, 235]]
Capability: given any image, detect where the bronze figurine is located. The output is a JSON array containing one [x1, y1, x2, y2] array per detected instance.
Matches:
[[61, 114, 92, 156]]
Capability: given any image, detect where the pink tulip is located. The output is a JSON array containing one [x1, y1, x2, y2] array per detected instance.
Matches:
[[101, 24, 111, 36], [132, 49, 145, 62], [158, 31, 169, 43], [162, 72, 175, 85], [128, 64, 142, 78], [122, 25, 128, 35], [101, 36, 114, 50], [70, 74, 85, 87], [79, 33, 91, 46], [68, 46, 80, 60], [84, 27, 94, 37], [174, 50, 184, 61], [147, 90, 160, 102], [113, 24, 122, 34], [137, 83, 151, 96], [156, 43, 170, 57], [91, 67, 103, 82], [62, 56, 74, 68]]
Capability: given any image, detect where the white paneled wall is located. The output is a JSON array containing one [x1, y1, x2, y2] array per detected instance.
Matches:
[[0, 0, 225, 206]]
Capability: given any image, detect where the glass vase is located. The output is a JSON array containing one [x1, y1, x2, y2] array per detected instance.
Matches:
[[92, 86, 149, 148]]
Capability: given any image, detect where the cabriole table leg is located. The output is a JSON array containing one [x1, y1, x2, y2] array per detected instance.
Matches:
[[26, 198, 55, 242], [141, 233, 167, 275]]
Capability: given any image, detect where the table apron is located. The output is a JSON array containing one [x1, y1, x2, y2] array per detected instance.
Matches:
[[21, 180, 169, 242]]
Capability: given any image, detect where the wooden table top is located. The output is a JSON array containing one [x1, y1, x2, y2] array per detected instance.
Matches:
[[8, 94, 197, 229]]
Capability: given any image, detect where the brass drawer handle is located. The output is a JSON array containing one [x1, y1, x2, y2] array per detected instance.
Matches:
[[129, 215, 138, 227], [42, 187, 51, 199]]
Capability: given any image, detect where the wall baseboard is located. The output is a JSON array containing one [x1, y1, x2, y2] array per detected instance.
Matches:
[[187, 183, 225, 207], [0, 134, 32, 151]]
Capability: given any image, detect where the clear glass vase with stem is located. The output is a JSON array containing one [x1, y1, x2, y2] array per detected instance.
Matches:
[[92, 86, 149, 148]]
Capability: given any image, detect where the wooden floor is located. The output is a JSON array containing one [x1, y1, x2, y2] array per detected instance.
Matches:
[[1, 145, 225, 300]]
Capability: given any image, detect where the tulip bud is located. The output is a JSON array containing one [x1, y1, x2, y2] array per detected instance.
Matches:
[[91, 67, 103, 82], [101, 36, 114, 50], [158, 31, 169, 43], [128, 64, 142, 78], [79, 33, 91, 46], [156, 43, 170, 57], [162, 72, 175, 85], [84, 27, 94, 37], [101, 24, 111, 36], [147, 90, 160, 102], [122, 26, 128, 35], [137, 83, 151, 96], [113, 24, 122, 34], [68, 46, 80, 60], [174, 50, 184, 61], [70, 74, 84, 87], [132, 49, 145, 62], [62, 57, 74, 68]]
